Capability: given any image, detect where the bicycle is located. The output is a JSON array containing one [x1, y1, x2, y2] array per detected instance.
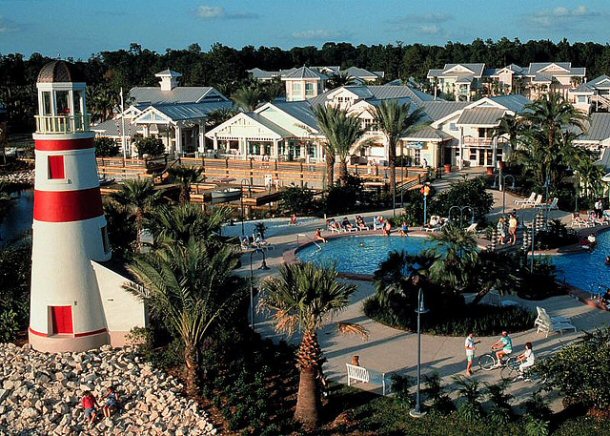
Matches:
[[478, 348, 517, 377]]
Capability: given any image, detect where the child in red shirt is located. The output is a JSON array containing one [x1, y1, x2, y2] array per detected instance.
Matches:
[[82, 391, 98, 428]]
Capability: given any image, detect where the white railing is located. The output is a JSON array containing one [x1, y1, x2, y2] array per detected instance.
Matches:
[[35, 114, 91, 134]]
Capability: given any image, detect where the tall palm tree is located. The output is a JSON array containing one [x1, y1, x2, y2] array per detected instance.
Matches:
[[148, 204, 231, 248], [522, 93, 588, 186], [426, 224, 479, 291], [87, 85, 117, 123], [110, 179, 163, 249], [313, 105, 364, 184], [232, 85, 265, 112], [258, 263, 366, 430], [371, 100, 425, 199], [167, 165, 203, 205], [126, 240, 245, 397], [326, 72, 357, 90], [492, 114, 522, 162]]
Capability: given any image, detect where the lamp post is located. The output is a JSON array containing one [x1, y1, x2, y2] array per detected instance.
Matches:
[[240, 178, 249, 237], [409, 287, 429, 418], [421, 183, 430, 226], [249, 250, 255, 329], [574, 170, 579, 213], [492, 174, 516, 215]]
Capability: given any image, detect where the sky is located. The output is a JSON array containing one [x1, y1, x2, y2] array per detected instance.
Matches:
[[1, 0, 610, 59]]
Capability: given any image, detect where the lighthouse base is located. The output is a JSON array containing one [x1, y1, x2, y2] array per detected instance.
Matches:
[[29, 329, 110, 353]]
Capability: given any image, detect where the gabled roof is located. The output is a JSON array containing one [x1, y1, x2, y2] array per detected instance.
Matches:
[[367, 85, 437, 103], [455, 76, 473, 84], [205, 111, 291, 139], [442, 63, 486, 77], [282, 66, 327, 80], [488, 95, 531, 113], [531, 73, 553, 83], [91, 118, 142, 137], [576, 113, 610, 142], [526, 62, 586, 77], [129, 87, 228, 105], [149, 101, 234, 122], [402, 125, 454, 141], [420, 101, 469, 122], [269, 100, 319, 130], [344, 66, 381, 79], [588, 75, 610, 88], [456, 108, 506, 126]]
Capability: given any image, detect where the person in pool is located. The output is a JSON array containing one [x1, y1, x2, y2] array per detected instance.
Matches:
[[399, 222, 409, 237], [605, 256, 610, 266]]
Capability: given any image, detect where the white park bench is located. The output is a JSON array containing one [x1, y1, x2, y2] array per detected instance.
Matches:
[[346, 363, 392, 396]]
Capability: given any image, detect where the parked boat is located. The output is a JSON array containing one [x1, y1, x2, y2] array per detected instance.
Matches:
[[211, 187, 242, 201]]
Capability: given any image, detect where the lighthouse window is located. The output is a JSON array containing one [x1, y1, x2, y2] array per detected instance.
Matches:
[[48, 155, 65, 179], [42, 92, 52, 115], [56, 91, 70, 115]]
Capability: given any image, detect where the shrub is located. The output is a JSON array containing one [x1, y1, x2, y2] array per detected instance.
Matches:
[[535, 220, 578, 249], [134, 137, 164, 157], [0, 310, 19, 342], [429, 177, 493, 223], [94, 137, 120, 157], [517, 258, 562, 300], [324, 176, 362, 214], [279, 186, 314, 215]]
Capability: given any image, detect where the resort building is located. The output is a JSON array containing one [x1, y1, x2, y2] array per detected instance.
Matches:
[[205, 83, 531, 170], [569, 75, 610, 114], [427, 62, 586, 101], [92, 69, 232, 156]]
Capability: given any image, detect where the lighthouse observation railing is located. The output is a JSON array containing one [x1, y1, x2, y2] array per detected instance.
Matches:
[[35, 114, 91, 135]]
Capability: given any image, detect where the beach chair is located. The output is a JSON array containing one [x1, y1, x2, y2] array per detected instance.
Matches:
[[515, 192, 536, 207], [530, 194, 544, 208], [535, 309, 577, 338], [425, 220, 447, 233], [542, 197, 559, 211], [464, 223, 478, 233]]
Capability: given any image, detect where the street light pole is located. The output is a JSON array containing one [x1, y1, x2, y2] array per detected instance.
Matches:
[[249, 250, 255, 329], [410, 287, 429, 418]]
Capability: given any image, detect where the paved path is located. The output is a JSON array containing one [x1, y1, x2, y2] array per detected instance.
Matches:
[[235, 171, 609, 410]]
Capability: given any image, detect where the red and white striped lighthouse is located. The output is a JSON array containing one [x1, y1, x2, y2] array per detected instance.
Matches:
[[29, 61, 111, 352]]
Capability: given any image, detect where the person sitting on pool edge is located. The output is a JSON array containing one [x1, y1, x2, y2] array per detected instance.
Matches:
[[399, 221, 409, 237], [314, 228, 327, 243]]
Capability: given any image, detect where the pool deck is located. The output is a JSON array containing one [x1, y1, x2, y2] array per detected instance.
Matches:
[[236, 189, 610, 411]]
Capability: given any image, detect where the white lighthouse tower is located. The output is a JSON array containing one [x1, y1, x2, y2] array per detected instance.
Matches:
[[29, 61, 113, 352]]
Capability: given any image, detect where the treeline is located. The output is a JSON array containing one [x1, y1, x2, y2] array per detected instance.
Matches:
[[3, 38, 610, 132]]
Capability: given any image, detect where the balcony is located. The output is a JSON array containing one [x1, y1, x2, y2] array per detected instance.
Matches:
[[35, 114, 91, 134]]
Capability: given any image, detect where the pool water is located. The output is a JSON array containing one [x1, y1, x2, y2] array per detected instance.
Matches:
[[551, 230, 610, 294], [297, 235, 434, 275], [221, 216, 318, 239]]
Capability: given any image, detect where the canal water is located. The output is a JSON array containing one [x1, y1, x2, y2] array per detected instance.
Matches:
[[1, 190, 33, 245]]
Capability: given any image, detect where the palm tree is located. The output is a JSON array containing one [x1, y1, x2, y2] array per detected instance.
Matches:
[[522, 93, 588, 186], [258, 263, 366, 430], [110, 179, 163, 249], [371, 100, 425, 199], [167, 165, 203, 205], [492, 114, 522, 162], [87, 85, 117, 123], [206, 107, 238, 130], [126, 240, 245, 397], [326, 72, 356, 90], [426, 224, 479, 291], [148, 204, 231, 248], [232, 85, 265, 112], [313, 105, 364, 184]]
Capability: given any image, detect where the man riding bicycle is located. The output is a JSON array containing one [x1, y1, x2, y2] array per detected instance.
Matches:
[[491, 331, 513, 367]]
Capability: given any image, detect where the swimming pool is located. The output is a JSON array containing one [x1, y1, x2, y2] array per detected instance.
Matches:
[[221, 216, 318, 239], [297, 235, 435, 275], [551, 230, 610, 294]]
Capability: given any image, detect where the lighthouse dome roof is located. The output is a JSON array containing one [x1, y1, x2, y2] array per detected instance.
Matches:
[[37, 60, 85, 84]]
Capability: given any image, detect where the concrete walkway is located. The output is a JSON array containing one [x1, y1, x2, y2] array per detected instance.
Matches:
[[236, 173, 609, 410]]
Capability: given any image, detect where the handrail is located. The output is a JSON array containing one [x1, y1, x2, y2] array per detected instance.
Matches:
[[35, 114, 91, 134]]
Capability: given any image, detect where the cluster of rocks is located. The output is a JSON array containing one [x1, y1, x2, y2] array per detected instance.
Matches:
[[0, 343, 217, 435], [0, 170, 34, 186]]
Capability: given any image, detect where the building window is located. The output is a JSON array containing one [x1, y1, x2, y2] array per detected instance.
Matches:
[[292, 83, 302, 94], [449, 123, 458, 131], [414, 149, 421, 166], [48, 155, 65, 179], [362, 118, 374, 131], [305, 83, 315, 96], [469, 150, 477, 160], [578, 95, 587, 103]]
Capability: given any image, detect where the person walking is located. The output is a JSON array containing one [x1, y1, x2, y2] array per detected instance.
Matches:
[[508, 213, 518, 245], [465, 332, 478, 376]]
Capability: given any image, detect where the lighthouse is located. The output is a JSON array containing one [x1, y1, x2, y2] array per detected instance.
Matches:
[[29, 61, 145, 352]]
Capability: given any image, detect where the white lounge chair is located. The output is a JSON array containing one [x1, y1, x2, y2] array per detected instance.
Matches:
[[425, 220, 447, 233], [530, 194, 544, 208], [535, 307, 576, 338], [464, 223, 478, 233], [515, 192, 536, 207], [542, 197, 559, 211]]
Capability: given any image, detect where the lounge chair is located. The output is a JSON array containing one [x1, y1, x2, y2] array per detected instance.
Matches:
[[425, 220, 447, 233], [464, 223, 478, 233], [515, 192, 536, 207], [530, 194, 544, 208], [570, 213, 593, 229], [535, 309, 577, 338], [542, 197, 559, 211]]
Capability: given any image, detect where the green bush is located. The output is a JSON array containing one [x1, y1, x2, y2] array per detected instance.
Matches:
[[94, 137, 120, 157], [0, 239, 31, 341], [0, 310, 19, 342], [535, 220, 578, 250], [279, 186, 314, 215], [429, 177, 493, 223], [553, 416, 610, 436], [134, 137, 165, 157]]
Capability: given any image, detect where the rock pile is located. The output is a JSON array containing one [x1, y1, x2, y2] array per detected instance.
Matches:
[[0, 170, 34, 187], [0, 343, 217, 435]]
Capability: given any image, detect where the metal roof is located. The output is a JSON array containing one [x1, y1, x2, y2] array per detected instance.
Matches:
[[246, 113, 294, 137], [344, 66, 380, 79], [91, 118, 142, 137], [420, 101, 469, 121], [368, 85, 436, 102], [577, 113, 610, 141], [488, 95, 531, 113], [441, 63, 486, 77], [283, 66, 327, 80], [150, 101, 234, 121], [271, 100, 319, 130], [456, 108, 506, 126], [455, 76, 474, 84], [129, 87, 228, 105], [531, 73, 553, 83], [37, 61, 85, 83], [402, 125, 453, 141], [155, 69, 182, 77]]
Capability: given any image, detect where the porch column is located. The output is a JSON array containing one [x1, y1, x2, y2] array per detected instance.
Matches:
[[198, 119, 205, 154], [213, 136, 218, 151], [272, 139, 279, 159], [466, 84, 471, 102], [492, 136, 498, 169], [458, 127, 464, 170], [174, 125, 183, 156], [142, 124, 150, 138], [240, 138, 247, 160]]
